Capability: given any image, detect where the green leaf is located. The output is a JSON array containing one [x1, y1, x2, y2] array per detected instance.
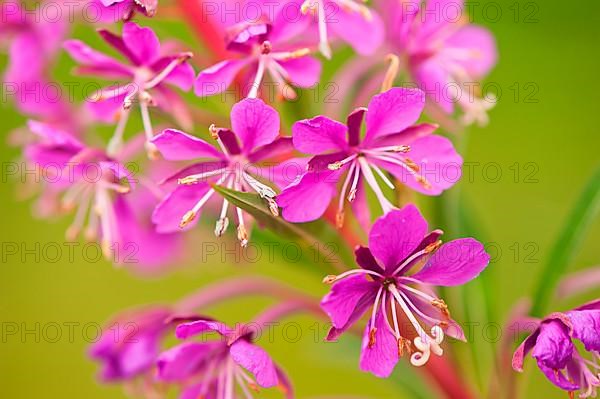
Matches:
[[212, 185, 353, 273], [530, 165, 600, 317]]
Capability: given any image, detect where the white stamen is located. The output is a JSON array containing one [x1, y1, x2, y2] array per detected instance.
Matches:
[[107, 107, 131, 156], [358, 157, 395, 213], [145, 52, 192, 90], [247, 56, 266, 99], [370, 162, 395, 190]]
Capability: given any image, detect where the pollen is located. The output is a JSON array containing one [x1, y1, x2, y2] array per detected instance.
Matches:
[[404, 158, 420, 172], [208, 124, 219, 139], [368, 327, 377, 349], [336, 210, 345, 228], [424, 240, 443, 254], [178, 176, 199, 185], [328, 161, 343, 170], [322, 275, 337, 284], [431, 299, 451, 319], [180, 210, 197, 228], [398, 336, 413, 357]]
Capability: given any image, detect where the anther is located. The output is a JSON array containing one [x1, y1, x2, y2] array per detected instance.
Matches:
[[328, 161, 343, 170], [392, 145, 410, 153], [237, 224, 249, 247], [336, 210, 345, 228], [416, 175, 432, 190], [424, 240, 443, 254], [368, 328, 377, 349], [347, 189, 357, 202], [178, 176, 200, 185], [266, 197, 279, 217], [214, 217, 229, 237], [431, 299, 451, 318], [398, 336, 413, 357], [404, 158, 420, 172], [209, 124, 219, 139], [322, 275, 337, 284], [260, 41, 272, 54], [180, 210, 197, 228]]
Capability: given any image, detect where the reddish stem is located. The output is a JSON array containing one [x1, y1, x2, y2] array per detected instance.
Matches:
[[175, 0, 228, 61], [424, 356, 476, 399]]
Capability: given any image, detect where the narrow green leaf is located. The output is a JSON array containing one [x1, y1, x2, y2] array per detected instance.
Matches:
[[212, 185, 353, 273], [530, 165, 600, 316]]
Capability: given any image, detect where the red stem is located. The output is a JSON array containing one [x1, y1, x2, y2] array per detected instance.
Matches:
[[175, 0, 229, 61]]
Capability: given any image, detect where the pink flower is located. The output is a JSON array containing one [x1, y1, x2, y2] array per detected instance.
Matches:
[[157, 319, 292, 399], [195, 15, 321, 100], [321, 205, 489, 377], [63, 22, 195, 157], [92, 0, 158, 21], [277, 88, 462, 228], [24, 121, 138, 259], [300, 0, 384, 58], [512, 300, 600, 398], [382, 0, 498, 125], [0, 1, 69, 118], [151, 98, 293, 246], [90, 306, 173, 381]]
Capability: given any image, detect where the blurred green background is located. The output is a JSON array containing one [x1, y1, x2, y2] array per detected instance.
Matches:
[[1, 0, 599, 398]]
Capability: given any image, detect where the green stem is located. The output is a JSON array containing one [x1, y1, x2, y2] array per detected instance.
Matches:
[[530, 165, 600, 317]]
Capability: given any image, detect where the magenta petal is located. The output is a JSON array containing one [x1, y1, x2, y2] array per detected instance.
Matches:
[[175, 320, 231, 340], [98, 28, 138, 65], [538, 362, 579, 391], [231, 98, 280, 153], [230, 339, 278, 388], [413, 60, 454, 114], [63, 40, 131, 78], [412, 238, 490, 286], [370, 123, 438, 148], [363, 88, 425, 144], [194, 59, 248, 97], [347, 107, 366, 147], [359, 310, 399, 378], [328, 6, 384, 56], [157, 342, 216, 381], [512, 329, 540, 371], [321, 274, 378, 330], [445, 25, 498, 78], [27, 120, 83, 148], [152, 184, 211, 233], [354, 246, 383, 273], [277, 171, 338, 222], [567, 310, 600, 352], [292, 116, 349, 154], [151, 56, 195, 91], [152, 129, 223, 161], [372, 134, 462, 195], [122, 22, 160, 65], [278, 56, 322, 88], [248, 137, 293, 163], [368, 205, 428, 272]]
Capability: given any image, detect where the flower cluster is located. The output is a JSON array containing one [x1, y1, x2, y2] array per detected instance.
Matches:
[[3, 0, 598, 398]]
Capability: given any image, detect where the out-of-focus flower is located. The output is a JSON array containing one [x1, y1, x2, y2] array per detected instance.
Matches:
[[24, 120, 137, 259], [90, 306, 174, 381], [277, 87, 461, 229], [321, 205, 489, 377], [157, 318, 292, 398], [0, 1, 69, 117], [91, 0, 158, 21], [383, 0, 497, 126], [63, 22, 195, 158], [512, 300, 600, 398], [151, 98, 293, 246], [300, 0, 384, 58], [195, 15, 321, 100]]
